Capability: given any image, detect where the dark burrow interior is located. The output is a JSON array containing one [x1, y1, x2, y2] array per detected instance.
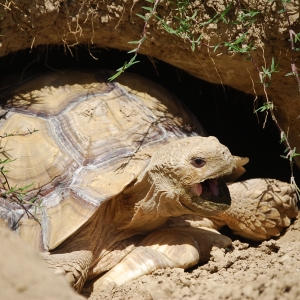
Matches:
[[0, 45, 299, 186]]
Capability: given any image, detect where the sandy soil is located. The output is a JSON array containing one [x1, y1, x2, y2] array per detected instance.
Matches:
[[0, 226, 84, 300], [88, 215, 300, 300]]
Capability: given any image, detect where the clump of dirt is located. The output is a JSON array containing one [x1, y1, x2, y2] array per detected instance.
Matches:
[[88, 216, 300, 300], [0, 225, 84, 300]]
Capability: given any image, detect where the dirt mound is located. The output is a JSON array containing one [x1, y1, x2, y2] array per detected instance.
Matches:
[[0, 226, 84, 300], [88, 215, 300, 300]]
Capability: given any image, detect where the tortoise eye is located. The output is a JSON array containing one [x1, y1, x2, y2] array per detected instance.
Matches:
[[191, 158, 205, 168]]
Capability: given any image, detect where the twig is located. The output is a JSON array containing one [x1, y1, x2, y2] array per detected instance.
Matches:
[[0, 128, 38, 139], [280, 0, 300, 92]]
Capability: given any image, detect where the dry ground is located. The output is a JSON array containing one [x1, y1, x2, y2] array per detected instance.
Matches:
[[88, 215, 300, 300], [1, 214, 299, 300]]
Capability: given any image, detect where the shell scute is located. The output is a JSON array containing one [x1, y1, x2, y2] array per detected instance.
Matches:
[[0, 113, 77, 191], [3, 70, 113, 117]]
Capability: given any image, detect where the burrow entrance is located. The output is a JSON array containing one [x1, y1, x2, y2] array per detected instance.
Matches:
[[0, 45, 298, 184]]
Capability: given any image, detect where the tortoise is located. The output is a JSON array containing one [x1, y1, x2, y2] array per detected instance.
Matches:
[[0, 70, 298, 294]]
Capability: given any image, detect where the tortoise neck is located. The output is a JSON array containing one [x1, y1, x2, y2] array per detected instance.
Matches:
[[110, 172, 169, 233], [111, 170, 193, 234]]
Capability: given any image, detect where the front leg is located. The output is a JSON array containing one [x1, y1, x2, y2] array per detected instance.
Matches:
[[213, 178, 298, 241], [41, 250, 93, 292], [93, 227, 231, 291]]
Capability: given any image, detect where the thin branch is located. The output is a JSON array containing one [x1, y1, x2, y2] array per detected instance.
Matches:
[[280, 0, 300, 92]]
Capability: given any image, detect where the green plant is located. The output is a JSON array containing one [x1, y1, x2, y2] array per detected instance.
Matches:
[[235, 9, 260, 26], [254, 102, 274, 113], [259, 57, 279, 88], [156, 8, 202, 51], [279, 0, 300, 91], [214, 32, 255, 54], [199, 2, 232, 26], [0, 129, 43, 225], [108, 0, 160, 81]]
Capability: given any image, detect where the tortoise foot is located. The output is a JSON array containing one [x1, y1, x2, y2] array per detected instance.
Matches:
[[41, 250, 93, 292], [216, 179, 298, 241]]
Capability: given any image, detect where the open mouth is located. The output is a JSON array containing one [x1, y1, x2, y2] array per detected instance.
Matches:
[[193, 178, 219, 197], [192, 177, 231, 205]]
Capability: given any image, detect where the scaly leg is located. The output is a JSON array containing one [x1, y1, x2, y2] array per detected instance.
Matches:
[[41, 250, 93, 292], [213, 178, 298, 241], [93, 227, 231, 291]]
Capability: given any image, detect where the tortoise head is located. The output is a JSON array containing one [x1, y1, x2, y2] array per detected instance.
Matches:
[[137, 136, 236, 217]]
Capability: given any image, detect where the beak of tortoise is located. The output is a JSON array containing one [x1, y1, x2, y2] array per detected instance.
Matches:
[[193, 177, 231, 206]]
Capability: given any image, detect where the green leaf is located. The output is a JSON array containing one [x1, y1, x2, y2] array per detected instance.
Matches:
[[127, 40, 140, 44], [139, 35, 147, 44], [234, 32, 247, 44], [128, 60, 140, 67], [254, 102, 273, 113], [108, 70, 123, 82], [250, 11, 260, 17], [200, 15, 218, 27], [196, 34, 202, 42], [0, 158, 16, 165], [127, 47, 139, 53], [142, 6, 153, 11], [128, 54, 139, 64], [191, 10, 198, 19], [214, 43, 222, 52], [277, 9, 286, 14], [285, 72, 295, 76], [218, 2, 232, 24], [29, 197, 38, 203], [18, 182, 34, 192], [271, 57, 275, 69], [136, 13, 147, 20], [280, 133, 287, 143], [191, 42, 195, 52]]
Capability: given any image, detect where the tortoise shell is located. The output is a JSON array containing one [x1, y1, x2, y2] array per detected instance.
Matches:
[[0, 70, 205, 251]]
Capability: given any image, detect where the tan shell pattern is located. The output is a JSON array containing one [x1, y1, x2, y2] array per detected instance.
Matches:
[[0, 70, 205, 251]]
